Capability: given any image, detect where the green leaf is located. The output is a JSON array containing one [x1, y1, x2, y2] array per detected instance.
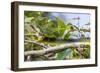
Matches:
[[55, 17, 67, 36], [56, 49, 72, 60], [71, 48, 83, 59], [25, 17, 34, 23], [82, 48, 90, 58], [55, 17, 66, 28], [24, 11, 44, 17], [63, 31, 71, 40]]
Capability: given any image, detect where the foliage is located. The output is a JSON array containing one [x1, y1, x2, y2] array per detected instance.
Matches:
[[56, 49, 72, 60], [24, 11, 90, 61]]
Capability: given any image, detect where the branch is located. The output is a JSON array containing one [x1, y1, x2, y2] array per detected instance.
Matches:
[[25, 34, 38, 36], [24, 42, 90, 56], [25, 40, 48, 48]]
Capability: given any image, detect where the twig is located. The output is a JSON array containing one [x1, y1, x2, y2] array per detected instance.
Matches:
[[25, 40, 48, 48], [24, 34, 38, 36]]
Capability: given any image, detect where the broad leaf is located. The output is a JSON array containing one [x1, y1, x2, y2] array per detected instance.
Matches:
[[56, 49, 72, 60], [55, 17, 66, 28]]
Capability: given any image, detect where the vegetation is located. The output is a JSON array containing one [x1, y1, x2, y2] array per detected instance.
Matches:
[[24, 11, 90, 61]]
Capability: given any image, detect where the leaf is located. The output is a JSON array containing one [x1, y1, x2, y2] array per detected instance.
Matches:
[[63, 31, 71, 40], [56, 49, 72, 60], [55, 17, 67, 36], [82, 48, 90, 58], [25, 17, 34, 23], [71, 48, 83, 59], [85, 22, 90, 25], [55, 17, 66, 28], [62, 23, 83, 40], [24, 11, 44, 17]]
